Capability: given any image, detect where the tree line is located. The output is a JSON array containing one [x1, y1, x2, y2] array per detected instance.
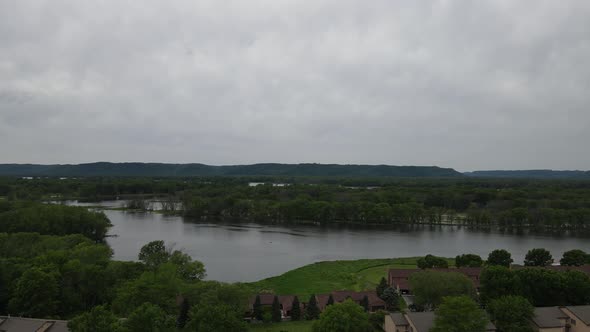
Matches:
[[2, 176, 590, 229]]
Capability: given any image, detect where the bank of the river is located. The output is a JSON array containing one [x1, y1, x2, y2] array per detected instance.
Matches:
[[243, 257, 452, 298]]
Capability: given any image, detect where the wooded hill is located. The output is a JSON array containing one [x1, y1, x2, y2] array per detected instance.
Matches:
[[465, 170, 590, 179], [0, 162, 463, 178]]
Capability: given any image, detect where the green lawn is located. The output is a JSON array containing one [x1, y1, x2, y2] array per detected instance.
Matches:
[[244, 257, 454, 298], [248, 321, 313, 332]]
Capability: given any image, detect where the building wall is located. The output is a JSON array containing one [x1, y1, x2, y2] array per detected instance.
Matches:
[[383, 315, 409, 332], [384, 315, 396, 332], [536, 327, 565, 332], [561, 308, 590, 332]]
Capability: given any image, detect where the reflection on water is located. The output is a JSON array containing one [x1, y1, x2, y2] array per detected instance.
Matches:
[[62, 200, 590, 283]]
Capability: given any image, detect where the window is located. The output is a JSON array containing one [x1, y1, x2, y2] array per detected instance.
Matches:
[[571, 319, 576, 325]]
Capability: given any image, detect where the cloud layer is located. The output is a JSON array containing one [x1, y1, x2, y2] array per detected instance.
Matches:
[[1, 0, 589, 170]]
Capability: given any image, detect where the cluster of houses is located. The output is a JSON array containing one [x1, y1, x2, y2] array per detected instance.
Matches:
[[385, 265, 590, 332], [248, 264, 590, 331], [388, 265, 590, 294], [248, 290, 386, 320], [384, 306, 590, 332]]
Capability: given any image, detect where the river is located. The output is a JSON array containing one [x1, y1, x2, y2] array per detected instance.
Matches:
[[72, 201, 590, 283]]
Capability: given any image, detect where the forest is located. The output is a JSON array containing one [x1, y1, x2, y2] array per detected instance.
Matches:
[[2, 176, 590, 229], [0, 201, 250, 331]]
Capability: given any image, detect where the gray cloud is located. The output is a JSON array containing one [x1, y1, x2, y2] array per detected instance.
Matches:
[[1, 0, 589, 171]]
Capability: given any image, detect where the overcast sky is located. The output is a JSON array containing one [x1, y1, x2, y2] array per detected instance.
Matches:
[[1, 1, 589, 171]]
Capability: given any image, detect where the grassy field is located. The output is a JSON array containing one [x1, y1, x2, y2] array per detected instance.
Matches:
[[248, 321, 313, 332], [245, 257, 454, 298]]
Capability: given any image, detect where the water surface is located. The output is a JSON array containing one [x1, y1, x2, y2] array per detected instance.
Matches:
[[87, 201, 590, 282]]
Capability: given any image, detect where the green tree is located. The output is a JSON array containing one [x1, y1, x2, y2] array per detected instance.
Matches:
[[138, 241, 170, 269], [68, 305, 122, 332], [186, 303, 247, 332], [487, 296, 534, 332], [8, 267, 59, 317], [381, 287, 400, 311], [515, 268, 564, 306], [487, 249, 513, 267], [524, 248, 553, 267], [306, 294, 320, 320], [111, 263, 184, 316], [360, 295, 369, 312], [252, 295, 263, 321], [291, 296, 301, 321], [455, 254, 483, 268], [409, 271, 476, 308], [312, 299, 372, 332], [121, 303, 174, 332], [417, 254, 449, 269], [169, 250, 206, 281], [479, 266, 520, 305], [560, 249, 589, 266], [376, 276, 388, 298], [431, 296, 488, 332], [563, 270, 590, 305], [271, 295, 282, 322], [327, 294, 334, 306]]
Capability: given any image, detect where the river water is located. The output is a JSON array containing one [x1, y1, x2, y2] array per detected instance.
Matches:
[[74, 201, 590, 282]]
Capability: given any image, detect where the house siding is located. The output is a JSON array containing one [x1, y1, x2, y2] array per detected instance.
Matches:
[[561, 307, 590, 332]]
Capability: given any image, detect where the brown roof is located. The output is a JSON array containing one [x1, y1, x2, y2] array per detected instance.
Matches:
[[565, 305, 590, 325], [316, 294, 331, 311], [328, 290, 385, 307], [531, 307, 568, 328], [0, 316, 69, 332], [389, 312, 409, 326], [405, 311, 496, 332], [249, 294, 296, 312], [389, 267, 483, 290]]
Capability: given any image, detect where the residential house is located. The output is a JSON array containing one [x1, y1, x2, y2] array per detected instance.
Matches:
[[248, 294, 296, 319], [388, 267, 483, 294], [249, 290, 385, 320], [532, 305, 590, 332], [0, 316, 69, 332], [317, 290, 385, 312], [384, 311, 496, 332], [531, 307, 570, 332]]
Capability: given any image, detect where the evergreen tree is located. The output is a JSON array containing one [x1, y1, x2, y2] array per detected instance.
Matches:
[[376, 277, 388, 298], [361, 295, 369, 312], [327, 294, 334, 306], [381, 287, 400, 311], [306, 294, 320, 320], [253, 295, 263, 321], [291, 296, 301, 321], [176, 298, 190, 329], [271, 296, 282, 322]]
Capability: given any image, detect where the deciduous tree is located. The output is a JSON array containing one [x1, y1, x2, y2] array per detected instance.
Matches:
[[560, 249, 589, 266], [455, 254, 483, 268], [68, 305, 122, 332], [409, 271, 476, 309], [431, 296, 488, 332], [312, 299, 372, 332], [524, 248, 553, 267], [487, 249, 513, 267], [487, 296, 534, 332]]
